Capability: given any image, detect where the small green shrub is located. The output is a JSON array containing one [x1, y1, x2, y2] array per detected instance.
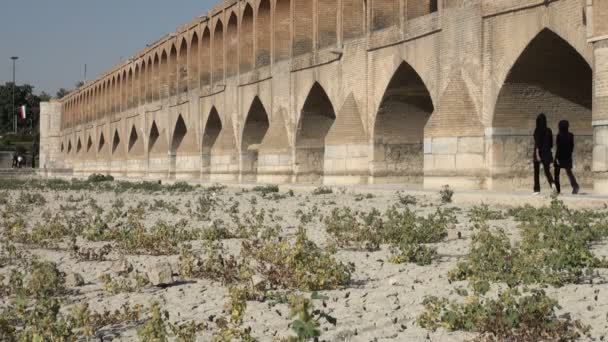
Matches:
[[439, 185, 453, 204], [312, 186, 333, 196], [87, 174, 114, 182], [138, 302, 169, 342], [242, 227, 354, 291], [252, 184, 280, 196], [418, 288, 588, 341]]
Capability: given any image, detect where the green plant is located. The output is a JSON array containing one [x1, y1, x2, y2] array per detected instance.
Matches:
[[468, 204, 504, 224], [252, 184, 280, 196], [99, 273, 150, 294], [242, 227, 354, 291], [87, 173, 114, 182], [70, 302, 143, 338], [138, 302, 169, 342], [439, 185, 454, 204], [418, 288, 589, 341], [178, 243, 242, 285], [397, 192, 417, 206], [312, 186, 333, 195]]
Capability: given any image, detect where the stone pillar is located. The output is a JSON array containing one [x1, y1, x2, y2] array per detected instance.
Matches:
[[39, 101, 63, 170], [591, 1, 608, 193]]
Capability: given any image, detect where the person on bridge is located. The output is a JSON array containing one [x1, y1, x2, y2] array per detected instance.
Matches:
[[554, 120, 579, 195], [533, 113, 555, 194]]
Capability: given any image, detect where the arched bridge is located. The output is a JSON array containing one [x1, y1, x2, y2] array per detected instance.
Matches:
[[39, 0, 608, 192]]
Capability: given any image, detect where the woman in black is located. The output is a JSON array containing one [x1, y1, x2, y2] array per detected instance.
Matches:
[[533, 113, 555, 193], [554, 120, 579, 194]]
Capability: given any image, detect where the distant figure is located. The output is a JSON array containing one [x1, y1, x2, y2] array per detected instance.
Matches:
[[17, 155, 24, 168], [11, 153, 18, 168], [554, 120, 579, 194], [533, 113, 555, 194]]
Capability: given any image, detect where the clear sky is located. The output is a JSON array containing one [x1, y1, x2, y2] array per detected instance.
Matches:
[[0, 0, 215, 96]]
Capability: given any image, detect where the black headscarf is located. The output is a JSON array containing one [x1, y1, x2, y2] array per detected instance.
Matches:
[[558, 120, 569, 137], [535, 113, 548, 139]]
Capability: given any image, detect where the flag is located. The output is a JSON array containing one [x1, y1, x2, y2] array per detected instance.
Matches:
[[20, 105, 26, 120]]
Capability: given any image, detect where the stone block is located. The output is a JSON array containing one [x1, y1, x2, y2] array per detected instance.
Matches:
[[424, 138, 432, 154], [456, 153, 485, 169], [458, 137, 484, 154], [146, 262, 174, 286], [431, 155, 456, 170], [432, 138, 458, 154]]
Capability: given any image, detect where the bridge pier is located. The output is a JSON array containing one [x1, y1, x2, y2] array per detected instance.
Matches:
[[592, 38, 608, 193]]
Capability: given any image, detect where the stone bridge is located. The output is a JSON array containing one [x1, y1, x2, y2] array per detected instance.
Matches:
[[39, 0, 608, 192]]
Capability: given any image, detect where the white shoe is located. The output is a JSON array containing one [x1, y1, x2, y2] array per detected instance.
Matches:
[[533, 192, 541, 195]]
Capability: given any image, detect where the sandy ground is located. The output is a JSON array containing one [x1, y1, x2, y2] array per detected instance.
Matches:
[[1, 182, 607, 341]]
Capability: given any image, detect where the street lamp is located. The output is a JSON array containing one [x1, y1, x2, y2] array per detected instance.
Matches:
[[11, 56, 19, 134]]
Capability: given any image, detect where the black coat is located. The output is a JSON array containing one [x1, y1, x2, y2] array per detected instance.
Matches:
[[534, 128, 553, 163], [555, 132, 574, 169]]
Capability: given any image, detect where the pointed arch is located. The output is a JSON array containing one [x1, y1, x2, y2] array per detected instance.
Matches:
[[61, 142, 65, 153], [318, 0, 337, 49], [256, 0, 271, 67], [240, 5, 254, 73], [148, 121, 168, 155], [201, 27, 211, 86], [171, 115, 191, 153], [127, 68, 133, 109], [491, 28, 592, 187], [87, 135, 93, 153], [226, 12, 239, 77], [407, 0, 438, 20], [128, 125, 143, 156], [140, 60, 147, 105], [293, 0, 313, 56], [373, 61, 433, 182], [134, 64, 140, 107], [178, 38, 188, 93], [241, 97, 270, 176], [77, 138, 82, 154], [274, 0, 291, 62], [213, 19, 224, 83], [343, 0, 364, 40], [67, 140, 73, 154], [98, 132, 106, 153], [121, 70, 127, 111], [112, 129, 122, 156], [169, 44, 178, 96], [372, 0, 397, 31], [160, 50, 169, 99], [189, 32, 199, 90], [295, 82, 336, 180], [202, 108, 223, 153]]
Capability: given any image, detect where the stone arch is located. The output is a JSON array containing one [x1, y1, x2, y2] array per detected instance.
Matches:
[[274, 0, 290, 62], [121, 70, 127, 111], [343, 0, 364, 41], [407, 0, 438, 20], [134, 65, 140, 107], [169, 44, 178, 96], [111, 76, 117, 113], [178, 38, 188, 93], [128, 125, 143, 157], [293, 0, 313, 56], [256, 0, 271, 67], [140, 61, 147, 105], [148, 121, 167, 155], [67, 140, 72, 154], [112, 129, 123, 157], [160, 50, 169, 99], [87, 135, 93, 154], [127, 68, 133, 109], [372, 0, 398, 31], [151, 54, 159, 101], [98, 132, 106, 154], [201, 27, 211, 86], [213, 19, 224, 83], [171, 114, 196, 154], [295, 82, 336, 181], [241, 97, 270, 177], [318, 0, 337, 49], [491, 28, 592, 189], [372, 61, 434, 183], [202, 107, 223, 169], [241, 4, 254, 73], [227, 12, 239, 77], [76, 137, 82, 154], [61, 142, 65, 153], [189, 32, 199, 90]]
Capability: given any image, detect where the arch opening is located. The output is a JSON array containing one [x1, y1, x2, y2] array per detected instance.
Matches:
[[256, 0, 271, 67], [274, 0, 291, 62], [372, 0, 398, 31], [87, 136, 93, 153], [202, 108, 223, 169], [77, 138, 82, 154], [189, 33, 199, 90], [112, 130, 121, 155], [171, 115, 188, 153], [241, 5, 254, 73], [148, 121, 167, 155], [318, 0, 337, 49], [128, 126, 143, 156], [373, 62, 434, 183], [227, 13, 239, 77], [213, 20, 224, 83], [201, 28, 211, 86], [241, 97, 270, 177], [293, 0, 313, 56], [169, 45, 178, 97], [98, 133, 106, 153], [160, 51, 169, 99], [492, 29, 592, 189], [295, 83, 336, 181], [178, 39, 188, 94], [343, 0, 364, 40]]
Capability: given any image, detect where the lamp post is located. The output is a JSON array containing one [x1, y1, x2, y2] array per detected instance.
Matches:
[[11, 56, 19, 134]]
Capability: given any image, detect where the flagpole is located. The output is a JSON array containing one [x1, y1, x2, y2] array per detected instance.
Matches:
[[11, 56, 19, 134]]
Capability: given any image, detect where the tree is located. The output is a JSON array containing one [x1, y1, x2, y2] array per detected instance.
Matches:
[[0, 82, 44, 135], [55, 88, 71, 99]]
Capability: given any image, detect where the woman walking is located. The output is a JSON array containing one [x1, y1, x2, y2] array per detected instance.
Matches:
[[554, 120, 580, 194], [533, 113, 555, 194]]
